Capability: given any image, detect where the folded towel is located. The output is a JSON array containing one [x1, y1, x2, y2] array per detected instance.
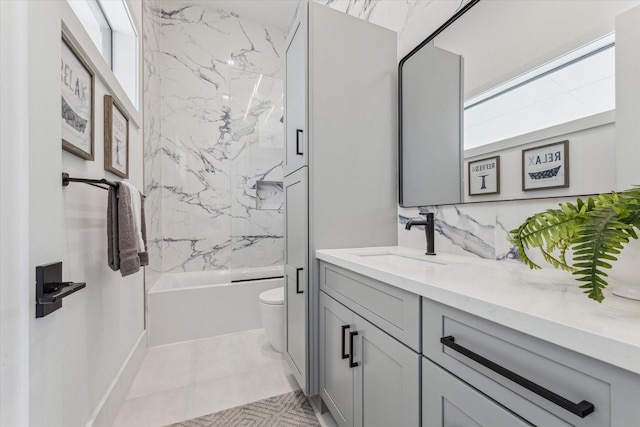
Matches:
[[120, 181, 145, 253], [117, 183, 141, 277], [107, 187, 120, 271], [106, 181, 148, 276], [139, 191, 149, 266]]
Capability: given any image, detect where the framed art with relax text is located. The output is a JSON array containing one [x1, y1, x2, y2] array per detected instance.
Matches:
[[468, 156, 500, 196], [104, 95, 129, 178], [61, 32, 95, 160], [522, 140, 569, 191]]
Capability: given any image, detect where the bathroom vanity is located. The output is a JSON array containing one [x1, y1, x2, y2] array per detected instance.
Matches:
[[316, 247, 640, 427]]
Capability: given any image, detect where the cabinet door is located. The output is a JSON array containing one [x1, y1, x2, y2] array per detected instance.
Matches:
[[319, 292, 355, 427], [353, 314, 420, 427], [284, 168, 308, 390], [284, 14, 307, 176], [423, 358, 548, 427]]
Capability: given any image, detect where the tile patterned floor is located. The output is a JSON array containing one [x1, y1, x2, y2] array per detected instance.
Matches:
[[113, 329, 300, 427]]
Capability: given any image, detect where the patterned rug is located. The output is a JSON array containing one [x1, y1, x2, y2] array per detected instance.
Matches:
[[166, 390, 321, 427]]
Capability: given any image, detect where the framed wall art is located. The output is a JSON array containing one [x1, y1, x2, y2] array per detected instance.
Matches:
[[468, 156, 500, 196], [61, 33, 95, 160], [104, 95, 129, 178], [522, 140, 569, 191]]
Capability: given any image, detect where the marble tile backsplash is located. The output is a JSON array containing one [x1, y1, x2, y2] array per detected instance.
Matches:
[[399, 197, 640, 287]]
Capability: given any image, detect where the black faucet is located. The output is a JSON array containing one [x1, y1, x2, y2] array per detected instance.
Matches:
[[405, 212, 436, 255]]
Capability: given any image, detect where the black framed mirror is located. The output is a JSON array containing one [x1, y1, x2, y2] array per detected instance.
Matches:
[[399, 0, 639, 207]]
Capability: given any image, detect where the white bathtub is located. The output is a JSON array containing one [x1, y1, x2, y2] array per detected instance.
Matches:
[[147, 267, 283, 346]]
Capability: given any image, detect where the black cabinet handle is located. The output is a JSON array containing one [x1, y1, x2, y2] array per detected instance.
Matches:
[[296, 129, 303, 155], [341, 325, 350, 359], [295, 268, 303, 294], [349, 331, 359, 368], [440, 336, 595, 418]]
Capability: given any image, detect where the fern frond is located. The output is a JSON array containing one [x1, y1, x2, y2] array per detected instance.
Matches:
[[509, 204, 584, 272], [510, 187, 640, 303], [571, 206, 634, 302]]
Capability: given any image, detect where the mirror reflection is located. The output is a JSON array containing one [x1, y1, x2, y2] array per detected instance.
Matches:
[[401, 0, 640, 205]]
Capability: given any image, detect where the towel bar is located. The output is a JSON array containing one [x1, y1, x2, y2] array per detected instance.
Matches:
[[62, 172, 117, 191]]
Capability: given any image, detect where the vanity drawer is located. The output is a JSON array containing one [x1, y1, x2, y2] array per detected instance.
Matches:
[[423, 298, 640, 427], [423, 357, 572, 427], [319, 261, 420, 351]]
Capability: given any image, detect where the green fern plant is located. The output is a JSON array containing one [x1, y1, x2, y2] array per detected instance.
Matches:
[[509, 187, 640, 302]]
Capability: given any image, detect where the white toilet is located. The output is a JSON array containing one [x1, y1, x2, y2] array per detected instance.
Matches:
[[258, 287, 284, 352]]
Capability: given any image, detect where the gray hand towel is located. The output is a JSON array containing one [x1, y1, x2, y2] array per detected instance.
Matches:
[[139, 192, 149, 266], [107, 187, 120, 271], [117, 183, 141, 277]]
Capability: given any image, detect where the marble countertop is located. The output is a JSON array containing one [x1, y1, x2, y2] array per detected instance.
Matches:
[[315, 246, 640, 375]]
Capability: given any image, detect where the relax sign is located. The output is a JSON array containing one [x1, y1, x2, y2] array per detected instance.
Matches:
[[522, 140, 569, 191]]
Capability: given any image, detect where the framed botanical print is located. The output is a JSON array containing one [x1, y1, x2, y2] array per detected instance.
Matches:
[[104, 95, 129, 179], [468, 156, 500, 196], [522, 140, 569, 191], [61, 32, 95, 160]]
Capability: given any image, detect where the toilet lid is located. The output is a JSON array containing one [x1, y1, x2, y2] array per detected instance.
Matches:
[[259, 287, 284, 305]]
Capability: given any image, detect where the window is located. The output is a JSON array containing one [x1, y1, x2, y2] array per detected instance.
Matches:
[[68, 0, 138, 107], [464, 34, 615, 150]]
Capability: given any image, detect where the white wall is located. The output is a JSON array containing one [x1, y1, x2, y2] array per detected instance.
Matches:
[[1, 2, 30, 426], [13, 1, 147, 427]]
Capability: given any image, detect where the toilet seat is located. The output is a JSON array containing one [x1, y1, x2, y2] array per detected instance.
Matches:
[[259, 287, 284, 305]]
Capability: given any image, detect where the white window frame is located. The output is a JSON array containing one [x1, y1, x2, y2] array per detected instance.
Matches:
[[464, 34, 616, 151], [62, 0, 141, 126]]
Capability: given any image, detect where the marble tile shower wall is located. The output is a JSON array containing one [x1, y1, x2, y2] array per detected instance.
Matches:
[[143, 0, 163, 288], [144, 2, 286, 274]]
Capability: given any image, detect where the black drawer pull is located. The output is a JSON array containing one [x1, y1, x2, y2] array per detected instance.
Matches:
[[440, 336, 595, 418], [341, 325, 350, 359], [296, 129, 303, 155], [349, 331, 359, 368], [295, 268, 303, 294]]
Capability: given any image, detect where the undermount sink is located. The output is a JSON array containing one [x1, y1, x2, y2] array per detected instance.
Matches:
[[357, 252, 447, 269]]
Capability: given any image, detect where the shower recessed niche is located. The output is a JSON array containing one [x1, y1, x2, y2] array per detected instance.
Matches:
[[256, 181, 284, 210]]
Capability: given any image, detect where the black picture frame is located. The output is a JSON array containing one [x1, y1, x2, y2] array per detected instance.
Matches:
[[522, 140, 569, 191], [468, 156, 500, 196]]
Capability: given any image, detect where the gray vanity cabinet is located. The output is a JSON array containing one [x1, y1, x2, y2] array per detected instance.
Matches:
[[319, 263, 421, 427], [319, 292, 355, 427], [317, 256, 640, 427], [319, 292, 420, 427], [283, 2, 397, 395], [423, 298, 640, 427], [353, 312, 420, 427]]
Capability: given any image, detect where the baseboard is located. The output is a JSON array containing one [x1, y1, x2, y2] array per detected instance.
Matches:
[[84, 331, 147, 427], [308, 395, 339, 427]]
